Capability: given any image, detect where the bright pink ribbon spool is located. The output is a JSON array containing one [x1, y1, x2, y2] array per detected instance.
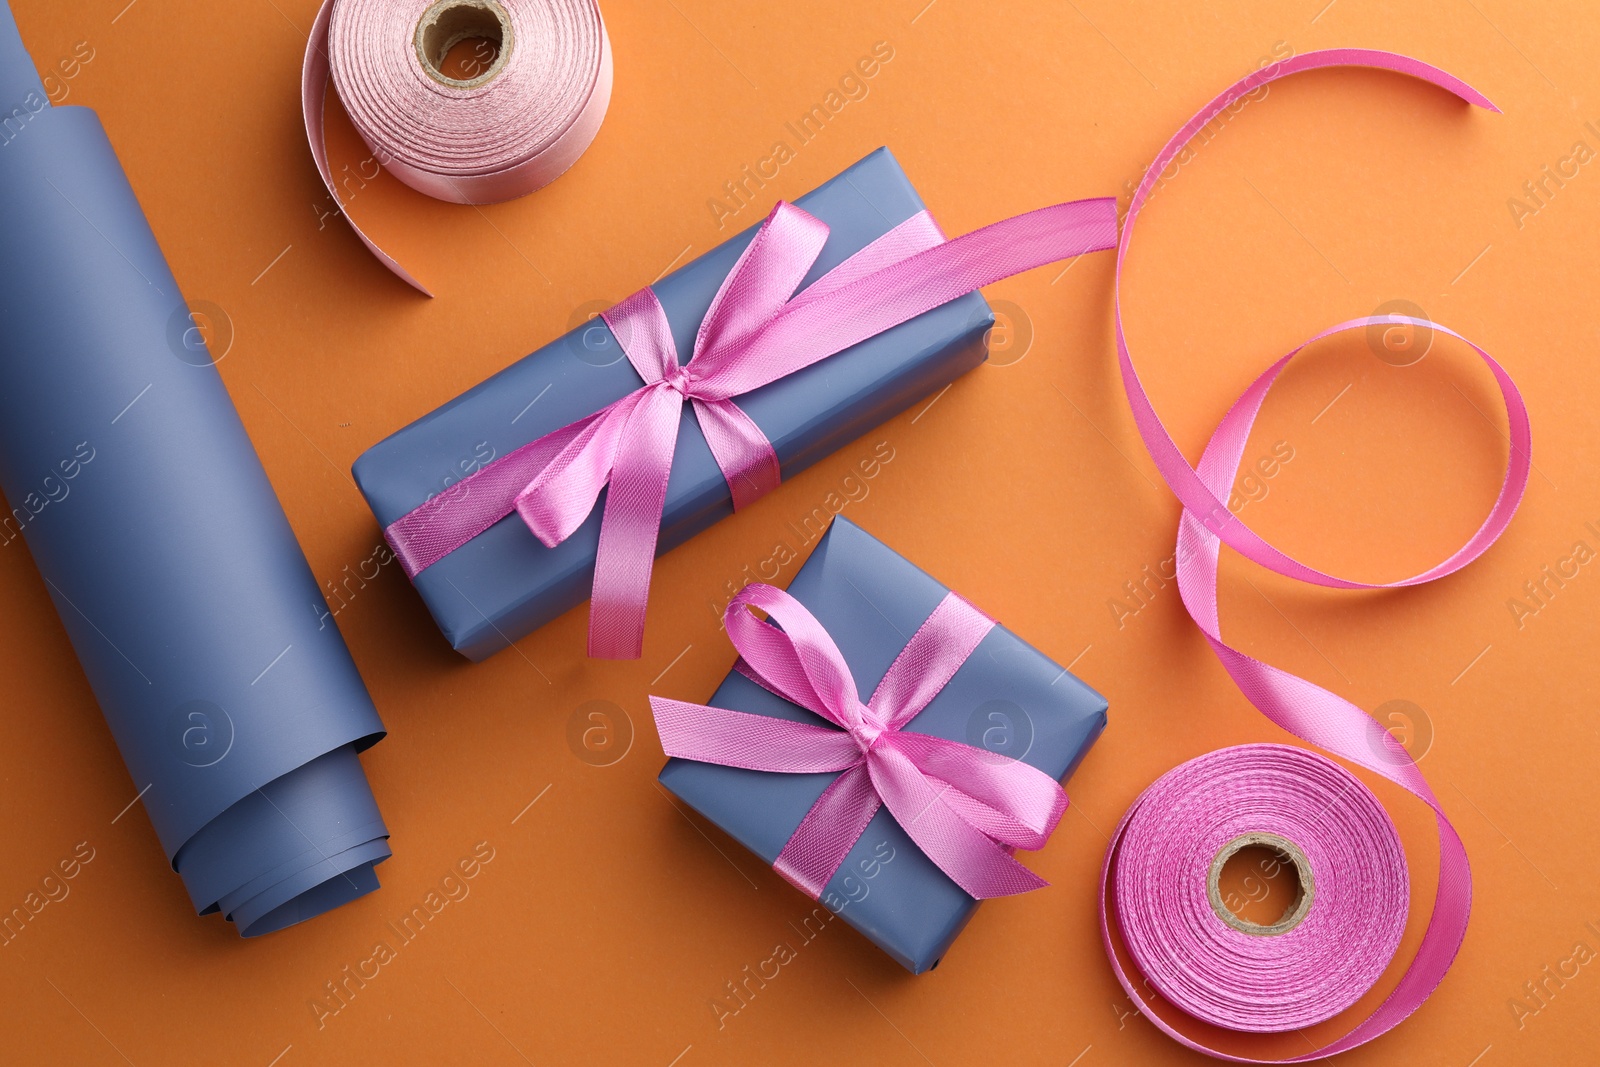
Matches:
[[1108, 745, 1410, 1033], [1100, 50, 1532, 1062], [302, 0, 613, 294]]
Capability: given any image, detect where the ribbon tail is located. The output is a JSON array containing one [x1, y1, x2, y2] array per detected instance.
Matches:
[[692, 398, 781, 510], [301, 0, 430, 296], [869, 743, 1047, 899], [692, 197, 1120, 401], [773, 763, 879, 900], [650, 697, 861, 773], [587, 385, 684, 659], [892, 732, 1068, 850]]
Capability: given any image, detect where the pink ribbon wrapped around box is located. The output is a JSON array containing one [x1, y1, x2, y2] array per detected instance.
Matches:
[[653, 518, 1107, 973], [354, 149, 1117, 661]]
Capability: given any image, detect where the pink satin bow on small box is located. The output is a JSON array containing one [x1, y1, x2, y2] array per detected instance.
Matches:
[[651, 582, 1070, 900], [383, 195, 1118, 659]]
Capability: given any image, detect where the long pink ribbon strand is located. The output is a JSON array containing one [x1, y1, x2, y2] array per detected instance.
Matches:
[[652, 583, 1071, 900], [387, 196, 1121, 658], [1099, 50, 1531, 1061]]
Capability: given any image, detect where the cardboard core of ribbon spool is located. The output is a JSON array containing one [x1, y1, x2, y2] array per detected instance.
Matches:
[[1206, 832, 1315, 937], [415, 0, 514, 89]]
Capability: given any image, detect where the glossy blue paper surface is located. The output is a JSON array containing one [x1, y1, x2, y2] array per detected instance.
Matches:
[[659, 518, 1108, 973]]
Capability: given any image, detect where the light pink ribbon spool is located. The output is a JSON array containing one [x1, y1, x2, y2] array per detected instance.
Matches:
[[302, 0, 613, 295]]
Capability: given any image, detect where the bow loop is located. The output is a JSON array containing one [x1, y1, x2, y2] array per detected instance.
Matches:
[[688, 202, 831, 380], [650, 697, 861, 774], [512, 396, 639, 548], [604, 286, 680, 386], [725, 583, 866, 734], [654, 583, 1071, 901]]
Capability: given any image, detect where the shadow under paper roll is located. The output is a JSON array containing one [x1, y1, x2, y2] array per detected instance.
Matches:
[[0, 6, 390, 936]]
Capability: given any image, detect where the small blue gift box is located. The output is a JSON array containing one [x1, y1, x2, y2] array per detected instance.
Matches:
[[352, 149, 993, 660], [658, 518, 1107, 973]]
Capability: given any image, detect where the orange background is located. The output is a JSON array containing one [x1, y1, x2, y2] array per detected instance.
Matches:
[[3, 1, 1597, 1064]]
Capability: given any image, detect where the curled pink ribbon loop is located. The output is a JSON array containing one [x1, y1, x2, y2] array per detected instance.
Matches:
[[1100, 50, 1532, 1061], [386, 194, 1120, 659], [651, 583, 1070, 901]]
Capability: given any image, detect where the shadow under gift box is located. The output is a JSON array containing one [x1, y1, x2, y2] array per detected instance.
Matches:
[[353, 148, 993, 660], [660, 518, 1108, 973]]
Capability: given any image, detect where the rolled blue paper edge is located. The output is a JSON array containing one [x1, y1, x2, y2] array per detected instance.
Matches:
[[0, 6, 389, 936], [0, 3, 40, 106], [658, 517, 1109, 973], [353, 147, 994, 660]]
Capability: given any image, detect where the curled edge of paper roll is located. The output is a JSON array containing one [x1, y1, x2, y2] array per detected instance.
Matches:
[[0, 2, 392, 938], [301, 0, 614, 295]]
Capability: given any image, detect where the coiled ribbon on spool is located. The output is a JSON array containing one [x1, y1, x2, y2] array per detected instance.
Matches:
[[1101, 51, 1531, 1060], [302, 0, 613, 294], [1109, 746, 1410, 1033]]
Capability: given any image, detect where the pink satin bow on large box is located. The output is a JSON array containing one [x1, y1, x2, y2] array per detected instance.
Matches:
[[382, 196, 1118, 659], [651, 582, 1070, 900]]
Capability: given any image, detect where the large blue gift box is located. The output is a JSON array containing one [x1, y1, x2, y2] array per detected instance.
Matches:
[[353, 149, 993, 660], [659, 518, 1108, 973]]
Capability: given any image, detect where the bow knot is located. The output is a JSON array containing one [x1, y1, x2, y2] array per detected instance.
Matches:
[[656, 360, 694, 396], [849, 705, 889, 755], [652, 582, 1071, 901]]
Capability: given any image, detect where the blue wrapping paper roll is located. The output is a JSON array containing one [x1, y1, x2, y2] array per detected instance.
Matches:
[[0, 5, 390, 936], [659, 518, 1108, 972], [354, 147, 993, 660]]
